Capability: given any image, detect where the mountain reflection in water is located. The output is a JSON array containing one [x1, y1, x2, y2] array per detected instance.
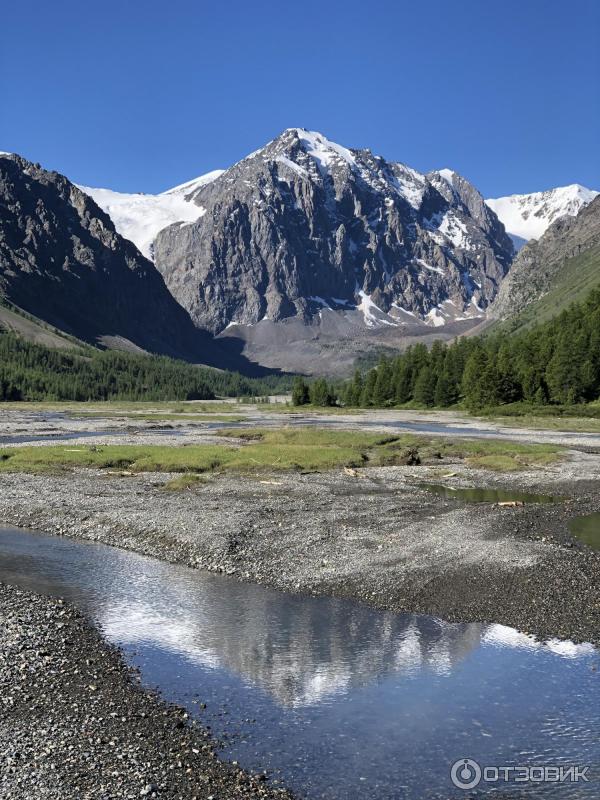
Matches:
[[0, 527, 598, 800]]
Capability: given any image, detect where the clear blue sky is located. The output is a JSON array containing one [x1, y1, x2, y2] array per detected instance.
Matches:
[[1, 0, 598, 197]]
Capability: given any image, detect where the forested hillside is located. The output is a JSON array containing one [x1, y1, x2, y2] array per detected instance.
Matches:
[[492, 243, 600, 336], [293, 288, 600, 411], [0, 332, 292, 401]]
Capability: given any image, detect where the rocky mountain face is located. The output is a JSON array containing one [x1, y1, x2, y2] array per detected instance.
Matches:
[[154, 129, 514, 344], [491, 195, 600, 320], [0, 153, 230, 365], [486, 184, 598, 250]]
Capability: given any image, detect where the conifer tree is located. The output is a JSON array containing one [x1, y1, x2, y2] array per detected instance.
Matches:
[[360, 369, 378, 407], [292, 376, 310, 406], [413, 366, 437, 406]]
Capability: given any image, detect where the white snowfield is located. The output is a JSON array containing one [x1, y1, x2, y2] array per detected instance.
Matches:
[[78, 170, 224, 259], [486, 184, 598, 248]]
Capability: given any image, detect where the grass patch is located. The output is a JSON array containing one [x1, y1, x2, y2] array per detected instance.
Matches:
[[218, 428, 396, 470], [266, 405, 362, 415], [372, 435, 562, 471], [0, 444, 230, 475], [219, 428, 393, 447], [478, 401, 600, 421], [161, 474, 210, 491], [0, 429, 563, 476], [489, 415, 600, 433], [0, 400, 254, 414], [72, 412, 247, 422], [441, 439, 562, 471]]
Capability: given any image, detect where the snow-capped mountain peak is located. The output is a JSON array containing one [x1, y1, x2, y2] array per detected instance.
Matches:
[[78, 170, 223, 259], [486, 183, 599, 249], [291, 128, 356, 170], [436, 168, 457, 186], [152, 128, 514, 346]]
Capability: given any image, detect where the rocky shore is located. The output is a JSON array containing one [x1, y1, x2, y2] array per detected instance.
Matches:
[[0, 582, 293, 799]]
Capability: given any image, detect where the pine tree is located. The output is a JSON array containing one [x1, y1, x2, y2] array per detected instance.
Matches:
[[545, 334, 584, 404], [360, 369, 378, 407], [434, 373, 455, 407], [347, 369, 364, 406], [373, 357, 393, 406], [310, 377, 334, 406], [413, 366, 437, 406], [393, 361, 412, 405], [292, 376, 310, 406]]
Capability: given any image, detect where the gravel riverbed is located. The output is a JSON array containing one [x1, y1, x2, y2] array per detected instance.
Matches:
[[1, 450, 599, 647], [0, 582, 294, 799]]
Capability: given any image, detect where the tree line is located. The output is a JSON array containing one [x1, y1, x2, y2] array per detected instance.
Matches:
[[293, 287, 600, 410], [0, 331, 292, 401]]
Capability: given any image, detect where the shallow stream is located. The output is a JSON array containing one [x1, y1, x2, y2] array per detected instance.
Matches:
[[0, 527, 598, 798]]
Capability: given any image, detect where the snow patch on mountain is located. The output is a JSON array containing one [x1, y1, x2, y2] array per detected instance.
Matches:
[[294, 128, 356, 170], [438, 212, 471, 250], [486, 184, 598, 248], [276, 155, 309, 179], [357, 290, 397, 328], [437, 168, 456, 186], [416, 259, 445, 275], [161, 170, 225, 198], [79, 171, 223, 259], [390, 164, 427, 210]]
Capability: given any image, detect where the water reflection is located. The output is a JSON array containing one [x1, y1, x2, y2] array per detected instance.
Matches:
[[0, 527, 598, 799], [417, 482, 558, 504], [569, 512, 600, 551], [101, 595, 484, 707]]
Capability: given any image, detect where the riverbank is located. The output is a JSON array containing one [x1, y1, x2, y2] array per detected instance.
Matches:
[[0, 447, 599, 647], [4, 402, 600, 448], [0, 581, 293, 799]]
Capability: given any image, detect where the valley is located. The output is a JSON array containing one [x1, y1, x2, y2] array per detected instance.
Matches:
[[2, 2, 599, 796], [2, 139, 600, 798]]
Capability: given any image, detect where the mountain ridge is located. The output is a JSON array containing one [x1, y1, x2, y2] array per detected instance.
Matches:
[[491, 194, 600, 323], [0, 153, 247, 371], [486, 184, 598, 250], [3, 134, 596, 378]]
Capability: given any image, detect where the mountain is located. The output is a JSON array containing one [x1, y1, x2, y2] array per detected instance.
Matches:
[[486, 184, 598, 250], [79, 170, 224, 259], [153, 128, 514, 373], [491, 194, 600, 325], [0, 153, 232, 365]]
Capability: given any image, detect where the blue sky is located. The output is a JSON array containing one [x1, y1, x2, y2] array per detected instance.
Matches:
[[1, 0, 598, 197]]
